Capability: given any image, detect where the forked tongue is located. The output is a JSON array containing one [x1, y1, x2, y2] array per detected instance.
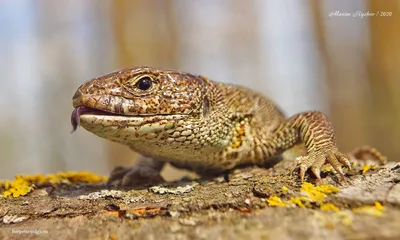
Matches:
[[71, 107, 81, 133], [71, 106, 98, 133], [71, 106, 115, 133]]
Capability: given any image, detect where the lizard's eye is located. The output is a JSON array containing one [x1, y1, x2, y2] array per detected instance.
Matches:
[[136, 76, 153, 91]]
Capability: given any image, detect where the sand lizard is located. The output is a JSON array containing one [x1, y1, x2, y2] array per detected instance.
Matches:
[[71, 67, 386, 186]]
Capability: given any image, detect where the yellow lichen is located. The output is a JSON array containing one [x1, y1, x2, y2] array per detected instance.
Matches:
[[1, 178, 33, 198], [320, 203, 339, 212], [281, 186, 288, 192], [301, 182, 339, 202], [266, 195, 287, 207], [374, 201, 384, 210], [362, 165, 377, 175], [341, 215, 352, 225], [322, 166, 332, 172], [0, 171, 107, 198], [266, 182, 341, 211], [289, 196, 309, 208], [352, 201, 385, 217], [335, 211, 353, 225]]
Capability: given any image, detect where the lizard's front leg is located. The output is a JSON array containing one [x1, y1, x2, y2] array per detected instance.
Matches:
[[264, 111, 351, 183], [107, 157, 165, 187]]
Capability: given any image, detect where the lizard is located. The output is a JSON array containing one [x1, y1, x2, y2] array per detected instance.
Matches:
[[71, 67, 387, 186]]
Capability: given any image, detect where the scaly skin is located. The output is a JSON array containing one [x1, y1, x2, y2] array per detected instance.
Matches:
[[71, 67, 386, 186]]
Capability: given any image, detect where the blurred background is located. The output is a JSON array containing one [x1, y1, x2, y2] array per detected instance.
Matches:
[[0, 0, 399, 180]]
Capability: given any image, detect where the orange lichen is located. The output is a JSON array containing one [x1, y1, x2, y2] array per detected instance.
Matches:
[[109, 234, 118, 240], [104, 207, 168, 219], [0, 171, 107, 198]]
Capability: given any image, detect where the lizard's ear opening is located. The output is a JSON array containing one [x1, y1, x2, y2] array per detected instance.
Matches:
[[203, 97, 210, 117]]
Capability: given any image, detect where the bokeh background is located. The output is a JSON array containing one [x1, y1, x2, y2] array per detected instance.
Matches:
[[0, 0, 399, 180]]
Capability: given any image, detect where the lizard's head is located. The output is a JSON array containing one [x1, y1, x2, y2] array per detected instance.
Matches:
[[71, 67, 217, 157]]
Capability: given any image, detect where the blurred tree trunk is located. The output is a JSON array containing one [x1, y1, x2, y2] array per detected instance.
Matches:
[[367, 1, 400, 160], [311, 0, 400, 160], [108, 0, 179, 170], [310, 0, 369, 153], [225, 0, 261, 87]]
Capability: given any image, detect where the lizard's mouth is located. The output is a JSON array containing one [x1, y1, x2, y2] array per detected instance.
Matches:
[[71, 106, 190, 133], [71, 106, 121, 133]]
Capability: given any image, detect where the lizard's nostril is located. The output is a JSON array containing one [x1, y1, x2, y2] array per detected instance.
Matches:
[[72, 89, 83, 108], [72, 89, 82, 100]]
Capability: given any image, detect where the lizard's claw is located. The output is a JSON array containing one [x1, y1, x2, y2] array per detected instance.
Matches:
[[294, 150, 351, 184], [107, 165, 165, 187]]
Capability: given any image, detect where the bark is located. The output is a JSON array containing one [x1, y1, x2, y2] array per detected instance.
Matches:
[[1, 158, 399, 240]]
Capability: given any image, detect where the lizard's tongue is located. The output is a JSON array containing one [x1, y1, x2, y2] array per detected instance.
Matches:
[[71, 106, 111, 133], [71, 106, 85, 133]]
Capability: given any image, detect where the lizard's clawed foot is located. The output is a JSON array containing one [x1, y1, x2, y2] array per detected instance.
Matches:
[[107, 165, 165, 187], [293, 149, 351, 184]]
